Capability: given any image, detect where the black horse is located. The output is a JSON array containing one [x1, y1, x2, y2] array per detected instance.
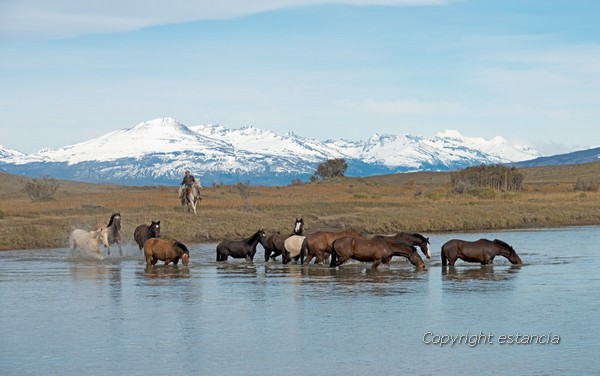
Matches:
[[265, 218, 304, 262], [441, 238, 523, 266], [216, 229, 268, 262], [105, 212, 122, 256], [134, 221, 161, 253], [374, 232, 430, 259]]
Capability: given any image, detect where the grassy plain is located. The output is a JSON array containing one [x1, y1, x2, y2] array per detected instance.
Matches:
[[1, 162, 600, 250]]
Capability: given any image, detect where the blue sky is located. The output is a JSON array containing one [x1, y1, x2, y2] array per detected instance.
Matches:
[[1, 0, 599, 155]]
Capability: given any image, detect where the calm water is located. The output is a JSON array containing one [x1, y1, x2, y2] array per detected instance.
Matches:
[[1, 227, 599, 376]]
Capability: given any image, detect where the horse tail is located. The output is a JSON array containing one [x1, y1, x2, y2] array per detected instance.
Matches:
[[330, 239, 338, 267], [441, 245, 447, 266]]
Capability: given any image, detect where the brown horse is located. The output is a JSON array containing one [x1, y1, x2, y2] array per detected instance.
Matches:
[[374, 232, 431, 259], [144, 238, 190, 266], [441, 239, 522, 266], [302, 228, 364, 265], [330, 236, 426, 269]]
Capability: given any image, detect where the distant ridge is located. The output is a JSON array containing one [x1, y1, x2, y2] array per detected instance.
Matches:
[[0, 117, 541, 186], [509, 146, 600, 167]]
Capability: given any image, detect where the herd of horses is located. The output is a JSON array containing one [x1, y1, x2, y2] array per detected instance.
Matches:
[[68, 214, 523, 269]]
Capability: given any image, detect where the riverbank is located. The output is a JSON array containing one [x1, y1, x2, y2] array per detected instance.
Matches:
[[1, 163, 600, 250]]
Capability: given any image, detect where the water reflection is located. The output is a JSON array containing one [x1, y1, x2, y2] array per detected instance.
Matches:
[[441, 265, 521, 293], [141, 265, 190, 280]]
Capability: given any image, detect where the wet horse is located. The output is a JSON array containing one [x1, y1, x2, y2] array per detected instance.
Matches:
[[179, 181, 201, 215], [375, 232, 431, 259], [69, 227, 109, 259], [264, 218, 305, 262], [441, 239, 523, 266], [302, 228, 364, 265], [104, 212, 122, 256], [134, 221, 161, 253], [144, 238, 190, 266], [331, 236, 426, 270], [216, 229, 267, 262]]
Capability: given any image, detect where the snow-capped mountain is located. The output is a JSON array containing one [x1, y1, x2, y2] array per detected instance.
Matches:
[[0, 117, 540, 185]]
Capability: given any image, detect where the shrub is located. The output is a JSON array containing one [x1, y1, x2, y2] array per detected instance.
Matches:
[[23, 176, 59, 202], [574, 178, 598, 192]]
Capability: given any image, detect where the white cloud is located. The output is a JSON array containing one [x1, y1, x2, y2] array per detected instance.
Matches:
[[0, 0, 451, 40]]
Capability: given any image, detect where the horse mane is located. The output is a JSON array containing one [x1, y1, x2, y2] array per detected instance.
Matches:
[[410, 233, 427, 242], [174, 241, 190, 254], [493, 239, 512, 249], [245, 229, 264, 244]]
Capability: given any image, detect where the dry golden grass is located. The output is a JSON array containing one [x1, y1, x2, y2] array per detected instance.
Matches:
[[1, 162, 600, 250]]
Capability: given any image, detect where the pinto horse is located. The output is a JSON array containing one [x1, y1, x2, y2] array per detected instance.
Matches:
[[441, 239, 523, 266], [330, 236, 426, 269], [216, 229, 267, 262], [302, 228, 364, 265], [375, 232, 431, 259], [179, 182, 201, 215], [283, 235, 305, 264], [264, 218, 305, 262], [134, 221, 161, 253], [104, 212, 122, 256], [69, 227, 109, 258], [144, 238, 190, 266]]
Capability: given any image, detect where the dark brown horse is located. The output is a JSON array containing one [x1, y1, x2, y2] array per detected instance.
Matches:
[[330, 236, 426, 269], [216, 229, 268, 262], [264, 218, 305, 262], [302, 228, 364, 265], [144, 238, 190, 266], [134, 221, 161, 253], [104, 212, 122, 256], [375, 232, 430, 259], [441, 239, 523, 266]]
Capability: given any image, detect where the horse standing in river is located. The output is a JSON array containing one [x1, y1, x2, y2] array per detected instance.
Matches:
[[69, 227, 109, 259], [264, 218, 305, 262], [331, 236, 426, 269], [104, 212, 122, 256], [144, 238, 190, 266], [375, 232, 431, 259], [134, 221, 161, 253], [441, 239, 523, 266], [179, 181, 201, 215], [283, 235, 306, 264], [302, 228, 364, 265], [216, 229, 268, 262]]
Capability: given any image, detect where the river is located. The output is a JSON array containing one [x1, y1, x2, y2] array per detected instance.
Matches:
[[1, 226, 598, 375]]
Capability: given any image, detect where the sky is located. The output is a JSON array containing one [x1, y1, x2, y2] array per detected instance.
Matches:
[[1, 0, 599, 155]]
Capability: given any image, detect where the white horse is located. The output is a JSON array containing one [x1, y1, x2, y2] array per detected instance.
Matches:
[[283, 235, 306, 264], [69, 228, 109, 258], [179, 181, 202, 215]]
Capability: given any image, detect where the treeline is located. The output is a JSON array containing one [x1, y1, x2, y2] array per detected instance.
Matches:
[[451, 164, 524, 193]]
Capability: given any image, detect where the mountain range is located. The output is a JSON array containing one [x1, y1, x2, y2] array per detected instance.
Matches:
[[0, 117, 563, 186]]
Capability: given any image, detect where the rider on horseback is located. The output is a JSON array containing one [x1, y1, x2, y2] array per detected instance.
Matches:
[[179, 170, 202, 202], [180, 170, 196, 188]]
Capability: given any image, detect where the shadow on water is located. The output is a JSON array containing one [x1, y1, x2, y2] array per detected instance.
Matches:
[[441, 265, 522, 292]]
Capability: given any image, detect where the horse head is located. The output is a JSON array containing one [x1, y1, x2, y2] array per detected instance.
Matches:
[[257, 229, 268, 248], [98, 227, 109, 248], [108, 213, 121, 230], [150, 221, 161, 238], [415, 234, 431, 259], [408, 245, 426, 269], [494, 239, 522, 265], [293, 218, 304, 235]]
